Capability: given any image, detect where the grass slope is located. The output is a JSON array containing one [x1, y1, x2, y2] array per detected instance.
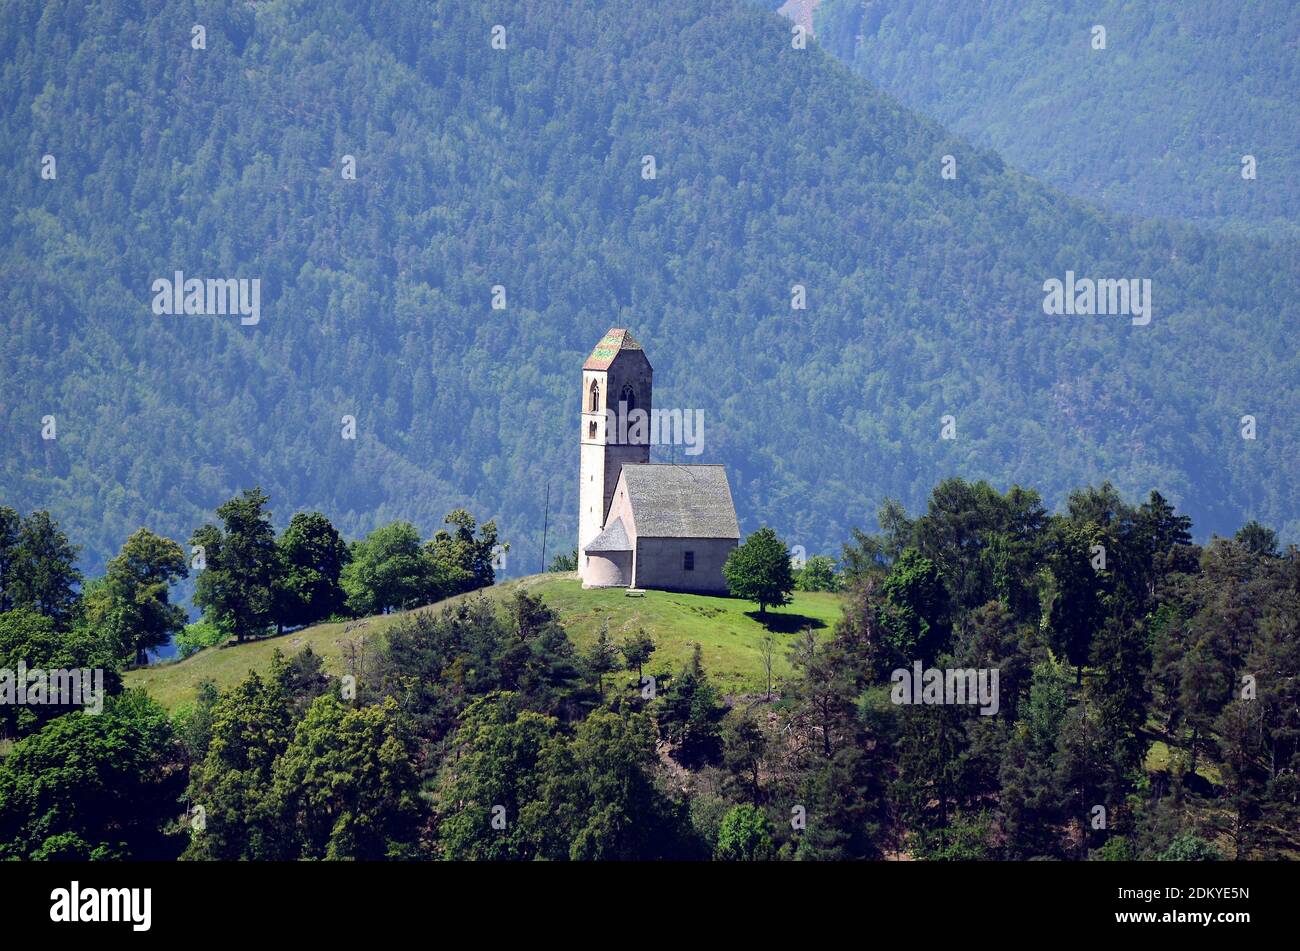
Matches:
[[125, 574, 844, 709]]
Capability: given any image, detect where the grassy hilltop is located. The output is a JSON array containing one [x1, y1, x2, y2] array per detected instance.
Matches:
[[125, 574, 844, 710]]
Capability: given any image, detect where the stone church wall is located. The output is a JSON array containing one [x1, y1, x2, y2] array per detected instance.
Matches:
[[634, 536, 736, 594]]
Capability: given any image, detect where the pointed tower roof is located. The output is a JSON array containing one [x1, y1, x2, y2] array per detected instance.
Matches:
[[583, 328, 646, 371]]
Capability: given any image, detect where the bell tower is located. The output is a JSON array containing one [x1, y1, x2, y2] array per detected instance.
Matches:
[[579, 329, 652, 578]]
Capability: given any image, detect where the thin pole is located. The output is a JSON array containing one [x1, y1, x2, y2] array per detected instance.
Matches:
[[539, 482, 551, 573]]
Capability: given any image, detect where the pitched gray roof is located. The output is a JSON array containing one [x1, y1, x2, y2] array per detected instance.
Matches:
[[620, 464, 740, 539], [585, 516, 631, 552]]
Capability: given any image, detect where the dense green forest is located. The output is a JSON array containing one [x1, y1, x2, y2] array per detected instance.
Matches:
[[0, 0, 1296, 580], [1, 481, 1296, 860], [812, 0, 1300, 235]]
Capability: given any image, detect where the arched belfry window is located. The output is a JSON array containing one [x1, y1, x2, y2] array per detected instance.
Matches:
[[589, 380, 600, 412], [620, 384, 636, 411]]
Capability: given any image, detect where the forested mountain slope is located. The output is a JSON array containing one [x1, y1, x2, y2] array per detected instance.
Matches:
[[1, 0, 1297, 577], [811, 0, 1300, 234]]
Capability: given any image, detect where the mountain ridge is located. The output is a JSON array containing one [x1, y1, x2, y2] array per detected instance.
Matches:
[[1, 0, 1296, 582]]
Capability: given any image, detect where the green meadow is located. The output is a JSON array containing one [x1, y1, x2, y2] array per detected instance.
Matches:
[[126, 574, 845, 709]]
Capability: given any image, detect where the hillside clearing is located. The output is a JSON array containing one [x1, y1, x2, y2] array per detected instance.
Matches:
[[125, 574, 844, 709]]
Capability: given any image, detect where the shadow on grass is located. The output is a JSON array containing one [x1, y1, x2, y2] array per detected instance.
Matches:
[[743, 610, 828, 634]]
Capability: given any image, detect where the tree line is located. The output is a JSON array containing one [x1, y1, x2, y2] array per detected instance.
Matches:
[[0, 491, 503, 741], [185, 489, 504, 654], [1, 478, 1297, 860]]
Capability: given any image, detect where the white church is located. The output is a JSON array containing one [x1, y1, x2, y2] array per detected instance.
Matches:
[[578, 329, 740, 593]]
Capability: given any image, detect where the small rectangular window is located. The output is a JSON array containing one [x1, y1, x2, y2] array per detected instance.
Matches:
[[683, 551, 694, 571]]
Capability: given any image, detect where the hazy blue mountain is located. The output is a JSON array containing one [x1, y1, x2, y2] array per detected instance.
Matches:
[[811, 0, 1300, 234], [1, 0, 1297, 582]]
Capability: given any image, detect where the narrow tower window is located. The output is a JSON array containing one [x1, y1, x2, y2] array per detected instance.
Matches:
[[589, 379, 600, 412], [620, 383, 636, 411]]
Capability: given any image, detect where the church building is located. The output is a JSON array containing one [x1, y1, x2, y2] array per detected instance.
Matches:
[[578, 329, 740, 593]]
